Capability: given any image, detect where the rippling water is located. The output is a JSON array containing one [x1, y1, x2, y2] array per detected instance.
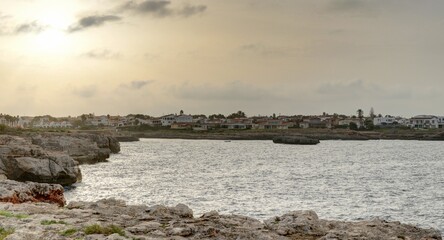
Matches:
[[65, 139, 444, 234]]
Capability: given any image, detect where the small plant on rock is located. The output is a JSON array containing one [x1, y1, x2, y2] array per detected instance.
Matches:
[[0, 210, 29, 219], [0, 227, 14, 240], [83, 224, 125, 237], [60, 228, 77, 237], [41, 220, 67, 225]]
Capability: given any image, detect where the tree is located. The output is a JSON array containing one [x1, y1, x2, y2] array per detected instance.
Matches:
[[369, 107, 375, 118], [209, 114, 225, 119], [349, 122, 358, 130], [180, 110, 184, 115], [227, 110, 246, 119], [357, 109, 364, 127], [357, 109, 364, 119]]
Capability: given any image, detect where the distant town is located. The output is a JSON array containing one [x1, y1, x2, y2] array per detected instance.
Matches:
[[1, 109, 443, 131]]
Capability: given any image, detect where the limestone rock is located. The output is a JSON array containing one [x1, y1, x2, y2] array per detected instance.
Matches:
[[0, 180, 65, 206], [0, 198, 441, 240], [31, 133, 120, 164], [0, 135, 81, 185]]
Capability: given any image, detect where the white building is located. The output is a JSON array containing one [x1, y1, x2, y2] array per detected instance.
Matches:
[[373, 116, 396, 126], [338, 118, 363, 128], [161, 114, 176, 126], [91, 115, 110, 126], [409, 115, 440, 129], [175, 114, 193, 123], [18, 117, 34, 128]]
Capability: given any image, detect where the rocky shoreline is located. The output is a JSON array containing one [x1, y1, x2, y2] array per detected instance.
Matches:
[[1, 132, 443, 239], [0, 132, 120, 185], [0, 181, 442, 240], [117, 128, 444, 141]]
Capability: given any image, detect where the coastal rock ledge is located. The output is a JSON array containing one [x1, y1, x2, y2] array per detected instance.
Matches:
[[0, 133, 120, 185], [273, 136, 320, 145], [0, 183, 441, 240], [0, 135, 81, 185]]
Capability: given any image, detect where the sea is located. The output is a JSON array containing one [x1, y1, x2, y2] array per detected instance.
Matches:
[[65, 138, 444, 234]]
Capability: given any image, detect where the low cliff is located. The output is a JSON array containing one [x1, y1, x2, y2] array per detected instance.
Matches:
[[0, 135, 81, 185], [0, 193, 441, 240], [0, 133, 120, 185], [31, 132, 120, 164]]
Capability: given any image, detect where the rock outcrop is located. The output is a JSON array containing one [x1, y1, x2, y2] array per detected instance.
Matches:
[[0, 180, 65, 207], [31, 133, 120, 164], [0, 135, 81, 185], [273, 136, 320, 145], [0, 197, 441, 240]]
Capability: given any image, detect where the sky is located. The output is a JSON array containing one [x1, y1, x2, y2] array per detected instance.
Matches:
[[1, 0, 444, 117]]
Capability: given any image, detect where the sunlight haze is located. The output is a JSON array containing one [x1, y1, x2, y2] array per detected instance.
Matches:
[[1, 0, 443, 117]]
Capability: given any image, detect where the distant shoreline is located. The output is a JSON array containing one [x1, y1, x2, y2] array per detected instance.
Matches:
[[113, 128, 444, 142]]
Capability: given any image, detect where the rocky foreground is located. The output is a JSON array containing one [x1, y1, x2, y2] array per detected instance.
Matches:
[[0, 133, 120, 185], [0, 181, 442, 240]]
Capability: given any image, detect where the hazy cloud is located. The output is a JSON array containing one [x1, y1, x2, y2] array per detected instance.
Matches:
[[178, 4, 207, 17], [239, 43, 293, 58], [173, 81, 284, 101], [68, 15, 121, 32], [128, 80, 154, 89], [14, 21, 47, 34], [327, 0, 369, 12], [119, 0, 206, 18], [0, 12, 11, 20], [72, 85, 97, 98], [325, 0, 382, 16], [317, 80, 411, 99], [120, 0, 172, 17], [81, 49, 122, 60]]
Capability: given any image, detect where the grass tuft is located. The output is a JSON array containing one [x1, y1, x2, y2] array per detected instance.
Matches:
[[0, 210, 29, 219], [0, 227, 14, 240], [84, 224, 125, 236], [60, 228, 77, 237], [41, 220, 67, 225]]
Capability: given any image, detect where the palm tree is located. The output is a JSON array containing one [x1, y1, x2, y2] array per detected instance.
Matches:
[[357, 109, 364, 129]]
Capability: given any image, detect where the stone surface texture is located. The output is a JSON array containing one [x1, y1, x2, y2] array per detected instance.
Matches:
[[0, 196, 440, 240], [0, 180, 65, 207]]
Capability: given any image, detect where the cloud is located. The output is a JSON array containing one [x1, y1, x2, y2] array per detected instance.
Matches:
[[128, 80, 154, 89], [172, 81, 284, 101], [120, 0, 172, 17], [324, 0, 381, 16], [327, 0, 369, 12], [0, 12, 11, 20], [316, 80, 411, 99], [118, 1, 206, 18], [68, 15, 121, 32], [177, 4, 207, 17], [81, 49, 122, 60], [239, 43, 293, 58], [72, 85, 97, 98], [118, 80, 154, 91], [14, 21, 47, 34]]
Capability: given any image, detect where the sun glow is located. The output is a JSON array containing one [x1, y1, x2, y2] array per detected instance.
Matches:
[[34, 28, 68, 53]]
